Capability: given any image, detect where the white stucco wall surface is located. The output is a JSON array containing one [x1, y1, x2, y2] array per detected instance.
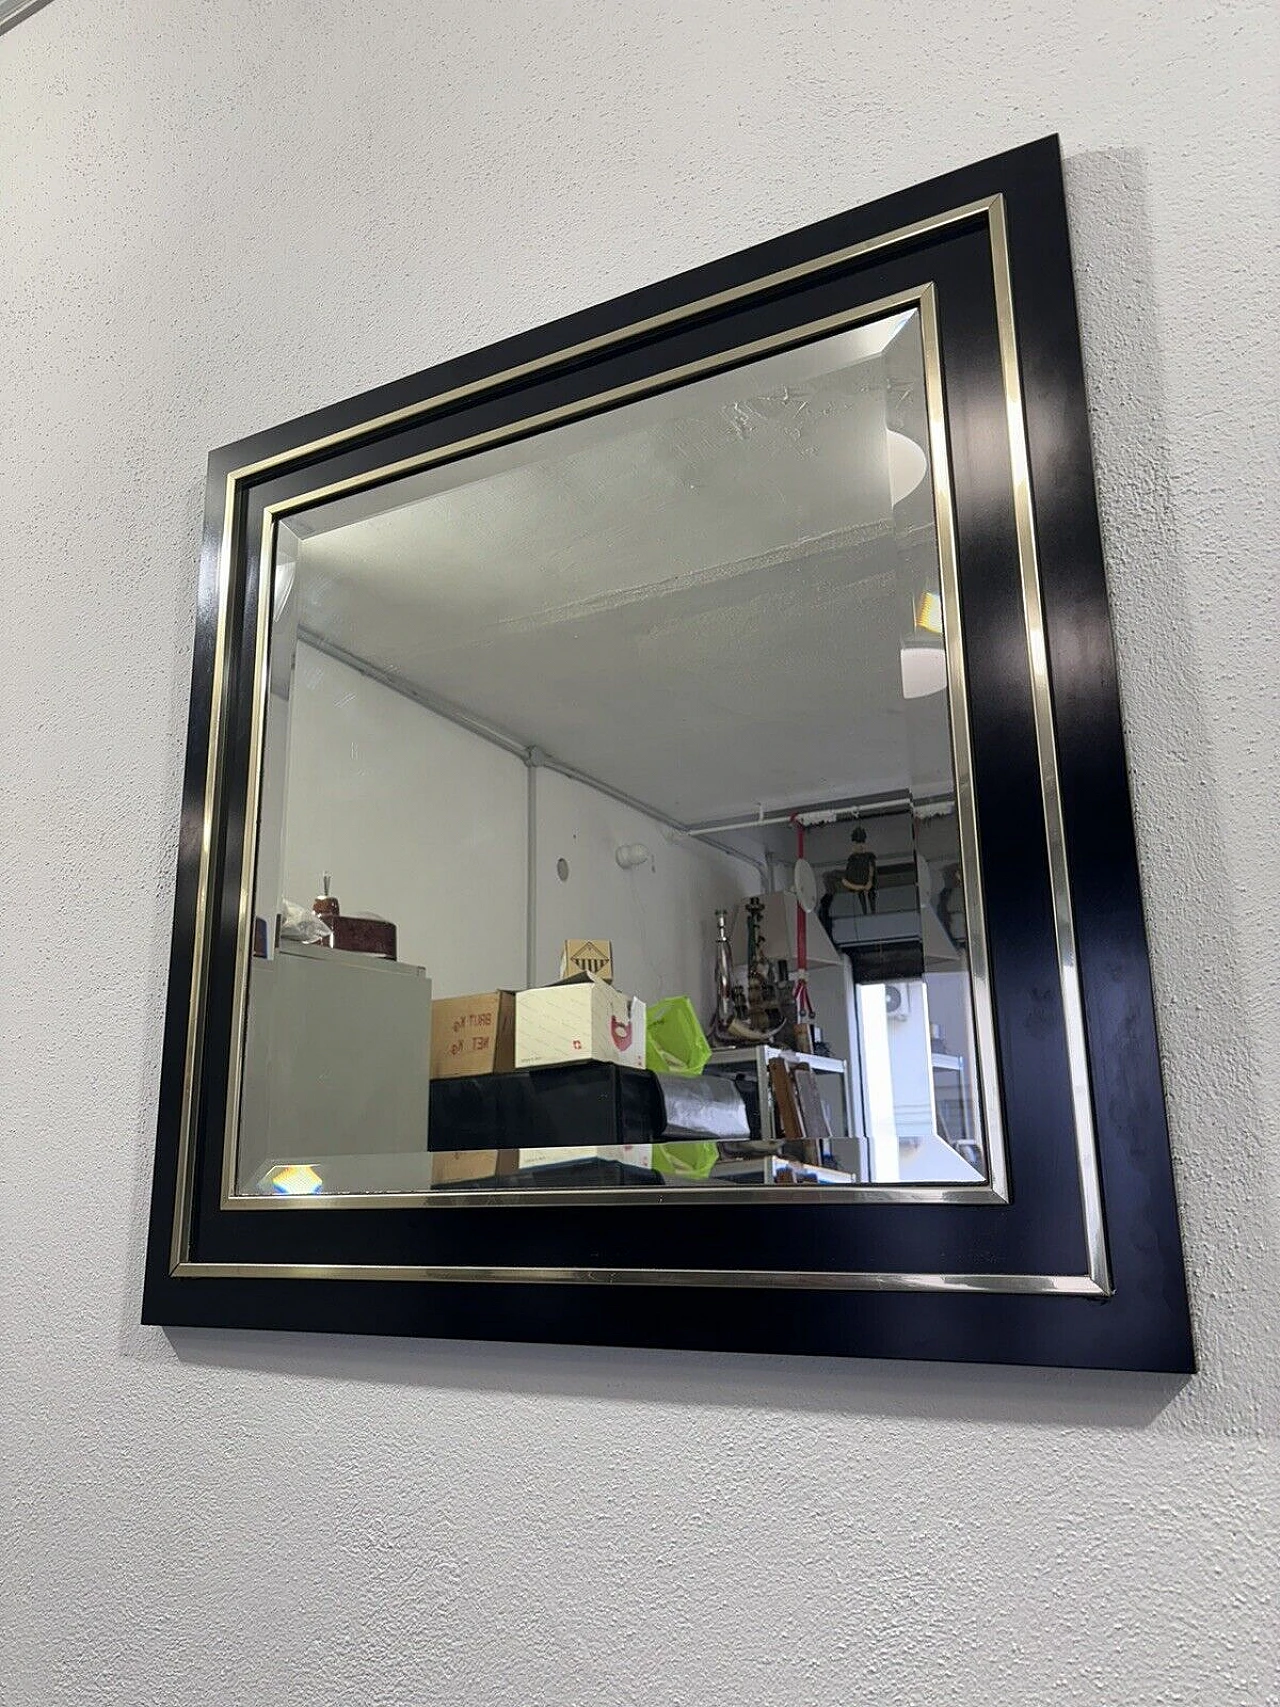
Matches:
[[2, 3, 1277, 1704]]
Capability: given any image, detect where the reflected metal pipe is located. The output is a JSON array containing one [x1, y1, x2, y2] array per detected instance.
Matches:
[[297, 626, 767, 878], [525, 751, 539, 987], [685, 791, 955, 838]]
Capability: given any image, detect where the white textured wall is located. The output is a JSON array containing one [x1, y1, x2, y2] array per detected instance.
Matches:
[[2, 2, 1277, 1703]]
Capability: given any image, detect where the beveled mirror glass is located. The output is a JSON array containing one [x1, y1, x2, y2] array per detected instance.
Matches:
[[235, 307, 1001, 1203]]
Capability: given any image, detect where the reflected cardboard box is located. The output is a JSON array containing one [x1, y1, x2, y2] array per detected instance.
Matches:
[[430, 1146, 520, 1187], [559, 939, 614, 981], [515, 973, 646, 1071], [430, 991, 516, 1079]]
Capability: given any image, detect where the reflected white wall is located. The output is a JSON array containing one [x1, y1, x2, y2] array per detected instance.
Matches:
[[532, 767, 757, 1011], [278, 644, 757, 1014], [279, 644, 527, 995]]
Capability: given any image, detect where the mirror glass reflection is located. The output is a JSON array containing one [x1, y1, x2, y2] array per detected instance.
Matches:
[[237, 308, 997, 1198]]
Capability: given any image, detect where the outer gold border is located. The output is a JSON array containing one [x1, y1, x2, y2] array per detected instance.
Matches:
[[169, 193, 1110, 1296], [987, 198, 1110, 1292], [175, 1261, 1104, 1296]]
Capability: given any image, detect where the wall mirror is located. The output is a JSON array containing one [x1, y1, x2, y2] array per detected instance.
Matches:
[[243, 305, 998, 1202], [144, 137, 1194, 1370]]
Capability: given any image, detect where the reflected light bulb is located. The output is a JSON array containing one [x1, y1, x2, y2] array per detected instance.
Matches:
[[900, 645, 948, 699], [887, 430, 928, 505]]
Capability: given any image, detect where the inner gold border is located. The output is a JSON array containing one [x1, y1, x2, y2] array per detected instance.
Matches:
[[168, 192, 1110, 1297], [221, 283, 1009, 1216]]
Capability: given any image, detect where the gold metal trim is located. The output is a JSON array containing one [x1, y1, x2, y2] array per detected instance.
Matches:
[[172, 1259, 1107, 1297], [214, 283, 1010, 1218], [217, 507, 280, 1208], [987, 197, 1110, 1293], [257, 289, 929, 527], [225, 1182, 1008, 1211], [918, 286, 1009, 1204], [168, 476, 238, 1272], [166, 190, 1111, 1300], [224, 197, 999, 488]]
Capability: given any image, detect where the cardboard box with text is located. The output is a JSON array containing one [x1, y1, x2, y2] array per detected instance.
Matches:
[[430, 991, 516, 1080]]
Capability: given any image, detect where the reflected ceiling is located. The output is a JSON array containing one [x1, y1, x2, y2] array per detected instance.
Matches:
[[292, 317, 949, 825]]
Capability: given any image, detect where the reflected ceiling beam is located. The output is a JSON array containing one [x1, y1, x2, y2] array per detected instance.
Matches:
[[684, 789, 956, 838], [299, 625, 529, 758], [423, 515, 896, 653], [297, 626, 767, 877]]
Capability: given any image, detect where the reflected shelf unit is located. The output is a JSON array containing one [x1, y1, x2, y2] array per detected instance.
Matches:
[[704, 1046, 858, 1175]]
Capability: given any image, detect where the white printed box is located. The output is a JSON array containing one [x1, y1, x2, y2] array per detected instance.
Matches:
[[514, 974, 647, 1071], [518, 1144, 654, 1170]]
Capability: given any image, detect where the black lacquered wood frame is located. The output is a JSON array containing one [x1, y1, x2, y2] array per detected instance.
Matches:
[[142, 136, 1194, 1371]]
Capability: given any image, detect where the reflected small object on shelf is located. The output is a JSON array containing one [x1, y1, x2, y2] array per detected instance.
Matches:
[[560, 938, 614, 981]]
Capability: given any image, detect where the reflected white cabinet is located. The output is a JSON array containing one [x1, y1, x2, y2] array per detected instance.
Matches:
[[240, 943, 431, 1191]]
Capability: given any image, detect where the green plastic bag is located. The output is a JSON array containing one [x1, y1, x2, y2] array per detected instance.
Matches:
[[646, 998, 718, 1178], [652, 1137, 719, 1179], [645, 996, 712, 1077]]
